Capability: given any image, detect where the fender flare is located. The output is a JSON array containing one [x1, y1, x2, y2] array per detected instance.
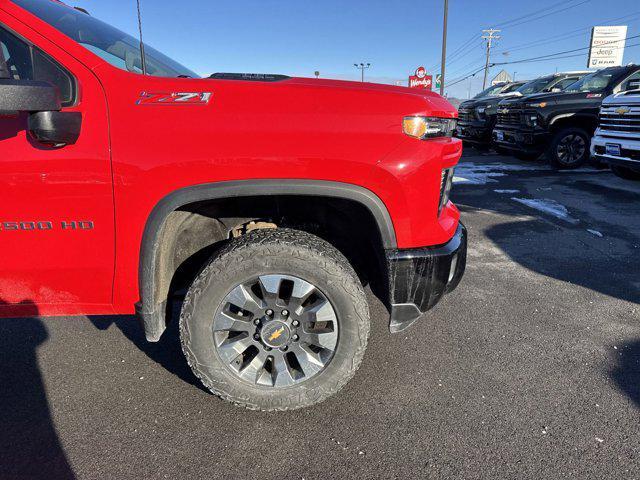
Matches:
[[549, 112, 597, 129], [136, 179, 397, 341]]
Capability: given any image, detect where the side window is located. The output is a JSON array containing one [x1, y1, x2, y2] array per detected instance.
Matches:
[[618, 71, 640, 92], [0, 26, 76, 106]]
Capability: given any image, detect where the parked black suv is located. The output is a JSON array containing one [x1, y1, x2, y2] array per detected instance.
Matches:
[[455, 81, 526, 148], [493, 65, 640, 168]]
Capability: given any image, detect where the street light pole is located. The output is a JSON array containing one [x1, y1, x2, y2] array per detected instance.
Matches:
[[353, 63, 371, 82], [440, 0, 448, 96]]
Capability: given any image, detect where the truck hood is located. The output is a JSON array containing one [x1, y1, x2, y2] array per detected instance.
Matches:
[[459, 92, 522, 110], [283, 77, 457, 117], [498, 90, 604, 107], [193, 74, 458, 118], [602, 89, 640, 106]]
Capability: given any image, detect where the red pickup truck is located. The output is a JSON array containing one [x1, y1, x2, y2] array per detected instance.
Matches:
[[0, 0, 466, 410]]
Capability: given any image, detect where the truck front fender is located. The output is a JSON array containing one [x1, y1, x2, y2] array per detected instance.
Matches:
[[137, 179, 397, 342]]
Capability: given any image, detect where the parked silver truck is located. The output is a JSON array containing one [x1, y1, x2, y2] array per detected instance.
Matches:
[[592, 87, 640, 180]]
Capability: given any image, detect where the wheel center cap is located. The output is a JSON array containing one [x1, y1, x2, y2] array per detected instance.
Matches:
[[260, 320, 291, 348]]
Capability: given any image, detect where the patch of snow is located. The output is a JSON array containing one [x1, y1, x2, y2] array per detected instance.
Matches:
[[453, 162, 549, 185], [511, 197, 579, 224], [493, 189, 520, 193], [453, 173, 505, 185], [587, 229, 603, 237]]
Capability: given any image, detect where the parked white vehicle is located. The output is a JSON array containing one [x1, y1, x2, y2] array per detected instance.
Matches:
[[591, 88, 640, 180]]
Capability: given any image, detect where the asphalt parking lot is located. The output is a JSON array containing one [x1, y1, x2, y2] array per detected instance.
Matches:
[[1, 150, 639, 480]]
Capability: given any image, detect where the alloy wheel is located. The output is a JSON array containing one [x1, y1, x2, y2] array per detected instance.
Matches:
[[212, 274, 339, 387], [556, 134, 586, 165]]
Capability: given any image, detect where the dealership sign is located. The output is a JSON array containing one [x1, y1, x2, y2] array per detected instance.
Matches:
[[409, 66, 432, 90], [587, 26, 627, 68]]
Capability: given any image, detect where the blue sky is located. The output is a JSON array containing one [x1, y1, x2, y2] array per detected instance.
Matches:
[[71, 0, 639, 98]]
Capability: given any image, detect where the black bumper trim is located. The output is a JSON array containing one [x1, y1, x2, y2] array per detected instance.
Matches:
[[492, 128, 550, 154], [455, 123, 492, 145], [386, 223, 467, 333]]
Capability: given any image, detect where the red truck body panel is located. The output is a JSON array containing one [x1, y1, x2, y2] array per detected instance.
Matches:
[[0, 1, 461, 318]]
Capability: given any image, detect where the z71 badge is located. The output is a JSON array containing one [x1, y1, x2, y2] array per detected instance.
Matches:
[[136, 91, 212, 105]]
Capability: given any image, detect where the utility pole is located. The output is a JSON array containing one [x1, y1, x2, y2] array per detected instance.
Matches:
[[439, 0, 449, 95], [481, 28, 500, 89], [354, 63, 371, 82]]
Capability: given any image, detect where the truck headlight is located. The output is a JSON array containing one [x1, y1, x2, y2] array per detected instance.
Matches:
[[403, 116, 457, 139], [524, 114, 539, 127]]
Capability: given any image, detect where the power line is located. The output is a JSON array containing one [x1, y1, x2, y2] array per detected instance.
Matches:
[[447, 52, 488, 77], [491, 33, 640, 66], [498, 0, 591, 30], [489, 0, 588, 29], [494, 11, 640, 55], [447, 66, 487, 88], [428, 33, 478, 72], [431, 0, 590, 77], [444, 37, 640, 91]]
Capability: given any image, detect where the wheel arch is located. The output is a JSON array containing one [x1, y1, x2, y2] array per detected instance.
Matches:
[[548, 113, 598, 134], [136, 179, 397, 342]]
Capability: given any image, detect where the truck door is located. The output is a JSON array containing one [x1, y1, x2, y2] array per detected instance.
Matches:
[[0, 23, 114, 315]]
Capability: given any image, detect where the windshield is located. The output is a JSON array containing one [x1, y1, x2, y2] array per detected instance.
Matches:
[[564, 69, 619, 93], [473, 84, 506, 98], [516, 77, 553, 95], [501, 82, 525, 93], [13, 0, 199, 78]]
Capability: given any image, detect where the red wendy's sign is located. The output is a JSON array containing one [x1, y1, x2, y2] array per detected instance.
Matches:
[[408, 66, 432, 90]]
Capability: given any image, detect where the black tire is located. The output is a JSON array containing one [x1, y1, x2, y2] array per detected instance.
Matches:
[[611, 165, 640, 180], [180, 228, 370, 411], [547, 127, 590, 169]]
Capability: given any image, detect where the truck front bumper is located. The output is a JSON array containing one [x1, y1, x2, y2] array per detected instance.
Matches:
[[455, 122, 492, 146], [492, 127, 550, 154], [386, 223, 467, 333], [591, 133, 640, 171]]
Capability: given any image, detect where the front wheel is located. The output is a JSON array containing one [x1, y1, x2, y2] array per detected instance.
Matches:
[[611, 165, 640, 181], [180, 228, 370, 411], [547, 128, 590, 169]]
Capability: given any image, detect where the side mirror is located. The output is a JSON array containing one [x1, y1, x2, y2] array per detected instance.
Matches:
[[0, 79, 81, 146], [0, 79, 61, 113], [28, 111, 82, 146]]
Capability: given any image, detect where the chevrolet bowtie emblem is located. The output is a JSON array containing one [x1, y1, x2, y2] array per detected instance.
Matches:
[[616, 106, 631, 115], [269, 327, 286, 342]]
